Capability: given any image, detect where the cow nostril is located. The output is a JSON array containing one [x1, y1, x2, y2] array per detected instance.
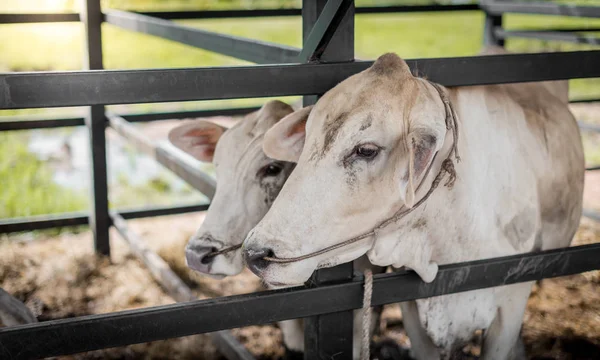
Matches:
[[200, 247, 219, 264], [245, 248, 275, 275], [186, 246, 215, 273]]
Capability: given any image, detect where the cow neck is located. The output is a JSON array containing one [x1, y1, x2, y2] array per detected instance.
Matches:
[[262, 81, 461, 264]]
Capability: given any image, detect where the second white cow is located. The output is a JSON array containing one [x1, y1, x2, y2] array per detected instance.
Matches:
[[168, 100, 385, 359]]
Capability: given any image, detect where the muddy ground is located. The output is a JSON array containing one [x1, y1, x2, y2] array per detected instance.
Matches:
[[1, 103, 600, 359]]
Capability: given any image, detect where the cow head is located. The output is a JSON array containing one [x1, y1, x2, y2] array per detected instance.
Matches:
[[169, 100, 296, 278], [243, 53, 450, 286]]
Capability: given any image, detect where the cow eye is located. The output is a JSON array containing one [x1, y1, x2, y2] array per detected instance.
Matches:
[[260, 163, 283, 177], [355, 144, 379, 159]]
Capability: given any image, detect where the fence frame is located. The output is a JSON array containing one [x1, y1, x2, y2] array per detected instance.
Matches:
[[1, 1, 600, 359]]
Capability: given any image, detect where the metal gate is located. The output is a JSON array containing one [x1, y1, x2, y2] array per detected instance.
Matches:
[[1, 1, 600, 359]]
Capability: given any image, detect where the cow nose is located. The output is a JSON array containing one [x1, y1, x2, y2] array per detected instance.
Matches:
[[185, 245, 218, 274], [244, 247, 274, 276]]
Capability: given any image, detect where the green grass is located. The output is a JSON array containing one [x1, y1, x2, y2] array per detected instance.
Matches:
[[108, 161, 209, 210], [0, 129, 209, 222], [0, 131, 88, 218]]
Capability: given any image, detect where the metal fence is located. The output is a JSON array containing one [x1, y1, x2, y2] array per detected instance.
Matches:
[[1, 0, 600, 359]]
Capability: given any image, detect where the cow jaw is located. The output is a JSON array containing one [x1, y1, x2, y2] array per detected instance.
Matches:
[[367, 227, 439, 283]]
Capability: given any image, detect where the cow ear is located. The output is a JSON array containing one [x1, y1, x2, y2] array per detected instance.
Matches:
[[168, 121, 226, 162], [399, 133, 438, 208], [253, 100, 295, 131], [263, 105, 313, 163]]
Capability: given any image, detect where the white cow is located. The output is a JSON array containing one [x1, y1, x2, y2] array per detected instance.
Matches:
[[0, 288, 37, 327], [243, 51, 584, 359], [168, 100, 385, 359]]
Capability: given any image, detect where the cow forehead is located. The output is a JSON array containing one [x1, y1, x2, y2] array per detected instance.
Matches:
[[305, 72, 422, 154], [214, 123, 266, 171]]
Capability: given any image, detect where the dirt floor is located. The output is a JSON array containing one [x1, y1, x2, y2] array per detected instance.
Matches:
[[1, 215, 600, 360], [1, 103, 600, 359]]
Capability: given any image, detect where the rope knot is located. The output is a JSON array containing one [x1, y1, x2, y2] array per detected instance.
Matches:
[[442, 159, 457, 188]]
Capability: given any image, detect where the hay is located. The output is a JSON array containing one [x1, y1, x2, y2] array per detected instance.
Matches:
[[2, 214, 600, 359]]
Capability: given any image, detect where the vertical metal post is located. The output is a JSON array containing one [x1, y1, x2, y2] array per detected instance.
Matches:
[[302, 0, 355, 106], [82, 0, 110, 256], [483, 5, 504, 47], [302, 1, 355, 359]]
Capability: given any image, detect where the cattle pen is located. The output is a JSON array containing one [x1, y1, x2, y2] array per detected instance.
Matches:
[[1, 0, 600, 359]]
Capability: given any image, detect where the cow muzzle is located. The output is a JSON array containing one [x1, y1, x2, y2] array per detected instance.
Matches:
[[185, 242, 217, 274]]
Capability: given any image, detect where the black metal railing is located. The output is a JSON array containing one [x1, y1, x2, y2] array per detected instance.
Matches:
[[1, 1, 600, 359]]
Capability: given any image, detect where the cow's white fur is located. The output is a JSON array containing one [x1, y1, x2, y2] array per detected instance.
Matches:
[[168, 101, 382, 358], [244, 50, 584, 359]]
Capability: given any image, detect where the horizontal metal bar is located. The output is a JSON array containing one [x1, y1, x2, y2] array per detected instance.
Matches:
[[119, 203, 209, 219], [0, 115, 85, 131], [0, 107, 260, 131], [482, 2, 600, 18], [0, 13, 80, 24], [570, 98, 600, 104], [107, 114, 216, 199], [122, 106, 260, 122], [136, 9, 301, 19], [3, 102, 596, 132], [0, 213, 89, 233], [0, 242, 598, 359], [136, 5, 480, 20], [0, 204, 209, 234], [531, 27, 600, 33], [104, 10, 300, 64], [3, 51, 600, 109], [496, 29, 600, 45], [357, 4, 480, 14]]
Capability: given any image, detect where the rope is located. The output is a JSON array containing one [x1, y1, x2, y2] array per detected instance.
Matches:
[[361, 269, 373, 360], [205, 81, 460, 264], [430, 82, 460, 162], [206, 158, 450, 261], [205, 243, 242, 258]]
